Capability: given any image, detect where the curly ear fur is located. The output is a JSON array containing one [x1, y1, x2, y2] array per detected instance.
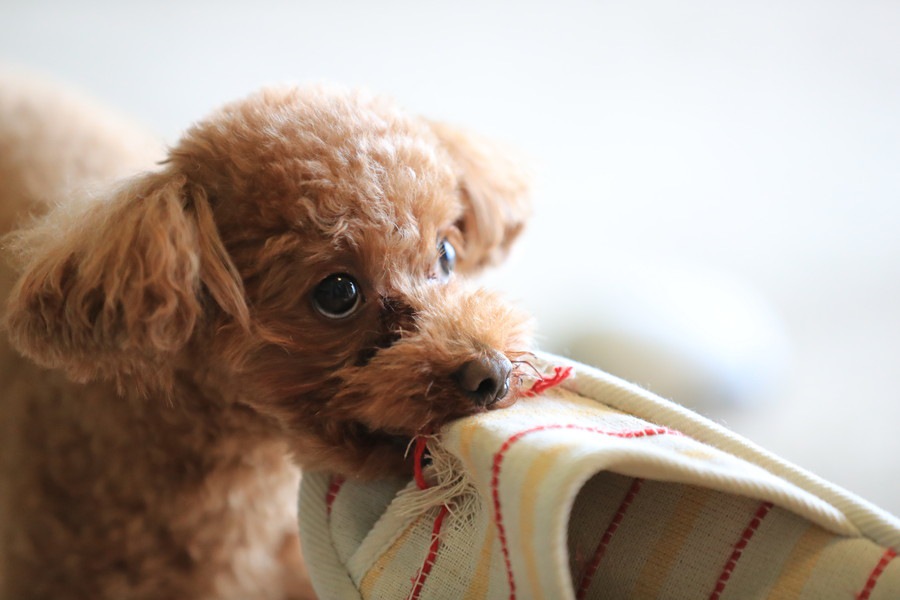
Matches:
[[4, 170, 248, 392], [429, 121, 532, 273]]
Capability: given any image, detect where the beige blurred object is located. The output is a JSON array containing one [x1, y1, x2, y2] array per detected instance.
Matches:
[[560, 260, 791, 410]]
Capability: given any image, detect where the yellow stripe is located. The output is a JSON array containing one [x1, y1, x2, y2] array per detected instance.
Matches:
[[520, 445, 568, 599], [359, 518, 420, 598], [457, 420, 481, 467], [630, 486, 713, 598], [463, 516, 499, 600], [764, 524, 834, 599]]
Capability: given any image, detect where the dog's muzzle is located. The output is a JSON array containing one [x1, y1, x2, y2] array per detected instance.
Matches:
[[453, 350, 512, 407]]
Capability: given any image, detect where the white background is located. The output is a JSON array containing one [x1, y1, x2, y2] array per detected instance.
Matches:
[[3, 0, 898, 512]]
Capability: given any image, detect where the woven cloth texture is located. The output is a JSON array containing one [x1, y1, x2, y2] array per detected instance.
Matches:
[[299, 353, 900, 599]]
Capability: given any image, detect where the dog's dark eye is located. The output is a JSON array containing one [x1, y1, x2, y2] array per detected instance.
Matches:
[[437, 238, 456, 280], [312, 274, 362, 319]]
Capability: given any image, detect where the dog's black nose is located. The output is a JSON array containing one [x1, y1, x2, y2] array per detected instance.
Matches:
[[454, 352, 512, 407]]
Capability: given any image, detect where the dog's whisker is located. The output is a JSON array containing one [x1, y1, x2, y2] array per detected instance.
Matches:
[[509, 350, 537, 362], [512, 359, 542, 378]]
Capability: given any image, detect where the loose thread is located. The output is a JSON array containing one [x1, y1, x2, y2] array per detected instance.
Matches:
[[407, 363, 573, 599], [522, 365, 573, 397], [409, 363, 572, 490], [407, 431, 449, 599]]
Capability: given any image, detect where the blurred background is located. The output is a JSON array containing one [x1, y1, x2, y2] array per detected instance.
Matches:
[[2, 1, 898, 511]]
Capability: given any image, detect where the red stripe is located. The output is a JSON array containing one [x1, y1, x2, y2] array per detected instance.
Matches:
[[406, 432, 450, 599], [575, 478, 644, 599], [856, 547, 898, 600], [407, 505, 450, 600], [325, 475, 346, 518], [411, 361, 571, 598], [491, 424, 680, 600], [708, 501, 773, 600]]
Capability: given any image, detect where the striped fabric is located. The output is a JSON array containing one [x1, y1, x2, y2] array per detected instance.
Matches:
[[299, 353, 900, 599]]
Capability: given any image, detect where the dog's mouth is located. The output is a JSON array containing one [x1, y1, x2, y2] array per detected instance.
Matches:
[[352, 424, 420, 454], [339, 375, 524, 477], [282, 365, 538, 479], [284, 355, 533, 477], [353, 364, 528, 438]]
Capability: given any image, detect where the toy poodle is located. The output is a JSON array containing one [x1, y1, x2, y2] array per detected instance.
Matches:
[[0, 71, 531, 600]]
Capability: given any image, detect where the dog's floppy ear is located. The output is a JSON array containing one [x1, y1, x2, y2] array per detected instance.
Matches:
[[5, 169, 248, 391], [429, 122, 532, 274]]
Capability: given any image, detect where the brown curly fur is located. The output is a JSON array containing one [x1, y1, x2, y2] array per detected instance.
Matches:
[[0, 71, 531, 600]]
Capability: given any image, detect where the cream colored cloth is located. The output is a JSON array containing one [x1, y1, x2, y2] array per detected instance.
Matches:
[[299, 353, 900, 599]]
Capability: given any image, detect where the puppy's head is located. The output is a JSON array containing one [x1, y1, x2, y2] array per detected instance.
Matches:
[[5, 86, 532, 476]]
